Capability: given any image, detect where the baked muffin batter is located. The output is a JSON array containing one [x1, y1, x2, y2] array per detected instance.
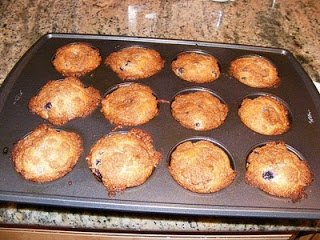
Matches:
[[230, 56, 279, 88], [105, 47, 165, 80], [12, 124, 83, 183], [238, 95, 290, 135], [171, 91, 228, 131], [87, 128, 161, 193], [29, 77, 101, 126], [52, 42, 102, 77], [101, 83, 158, 126], [169, 140, 236, 193], [245, 142, 313, 200], [171, 52, 220, 83]]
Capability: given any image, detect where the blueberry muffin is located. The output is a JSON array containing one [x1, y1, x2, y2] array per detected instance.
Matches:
[[230, 56, 279, 88], [87, 128, 161, 193], [12, 124, 83, 183], [169, 140, 236, 193], [52, 42, 102, 77], [238, 95, 290, 135], [171, 52, 220, 83], [245, 142, 313, 200], [105, 47, 165, 80], [101, 83, 158, 126], [171, 91, 228, 131], [29, 77, 101, 125]]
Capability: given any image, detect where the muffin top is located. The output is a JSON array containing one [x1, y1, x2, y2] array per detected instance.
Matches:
[[101, 83, 159, 126], [169, 140, 236, 193], [87, 128, 161, 193], [29, 77, 101, 125], [171, 52, 220, 83], [12, 124, 83, 183], [171, 91, 228, 131], [52, 42, 102, 77], [105, 47, 165, 80], [230, 56, 279, 88], [245, 142, 313, 200], [238, 95, 290, 135]]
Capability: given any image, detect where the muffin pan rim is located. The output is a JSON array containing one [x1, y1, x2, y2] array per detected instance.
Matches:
[[0, 33, 320, 219]]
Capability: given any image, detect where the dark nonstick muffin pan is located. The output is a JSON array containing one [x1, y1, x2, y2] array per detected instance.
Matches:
[[1, 33, 320, 219]]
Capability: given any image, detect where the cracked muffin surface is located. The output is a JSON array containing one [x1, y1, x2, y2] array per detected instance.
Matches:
[[87, 129, 161, 193], [105, 47, 165, 80], [12, 124, 83, 183], [245, 142, 313, 200], [169, 140, 236, 193]]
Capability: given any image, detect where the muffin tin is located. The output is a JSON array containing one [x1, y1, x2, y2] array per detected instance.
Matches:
[[1, 33, 320, 219]]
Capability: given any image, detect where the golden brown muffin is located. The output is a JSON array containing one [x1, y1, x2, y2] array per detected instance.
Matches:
[[230, 56, 279, 88], [169, 140, 236, 193], [245, 142, 313, 200], [52, 42, 102, 77], [171, 91, 228, 131], [12, 124, 83, 183], [87, 128, 161, 193], [101, 83, 158, 126], [238, 96, 290, 135], [29, 77, 101, 126], [105, 47, 165, 80], [171, 52, 220, 83]]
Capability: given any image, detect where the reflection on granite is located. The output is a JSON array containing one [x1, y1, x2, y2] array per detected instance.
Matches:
[[1, 203, 319, 232], [0, 0, 320, 232]]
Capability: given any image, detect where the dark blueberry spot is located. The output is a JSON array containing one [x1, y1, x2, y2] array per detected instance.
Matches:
[[177, 67, 184, 74], [120, 61, 131, 71], [212, 71, 217, 77], [2, 147, 9, 155], [95, 159, 101, 165], [195, 122, 200, 127], [241, 76, 247, 80], [262, 170, 274, 180], [44, 102, 52, 110]]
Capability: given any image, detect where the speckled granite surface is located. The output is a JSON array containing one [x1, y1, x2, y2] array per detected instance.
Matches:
[[0, 0, 320, 232], [1, 203, 320, 232]]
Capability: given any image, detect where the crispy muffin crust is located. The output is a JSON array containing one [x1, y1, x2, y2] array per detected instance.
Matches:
[[12, 124, 83, 183], [105, 47, 165, 80], [171, 52, 220, 83], [238, 96, 290, 135], [87, 128, 161, 193], [245, 142, 313, 200], [230, 56, 280, 88], [52, 42, 102, 77], [29, 77, 101, 126], [171, 91, 228, 131], [169, 140, 236, 193], [101, 83, 158, 126]]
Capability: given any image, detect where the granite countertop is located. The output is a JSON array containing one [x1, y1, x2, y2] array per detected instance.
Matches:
[[1, 0, 320, 232]]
